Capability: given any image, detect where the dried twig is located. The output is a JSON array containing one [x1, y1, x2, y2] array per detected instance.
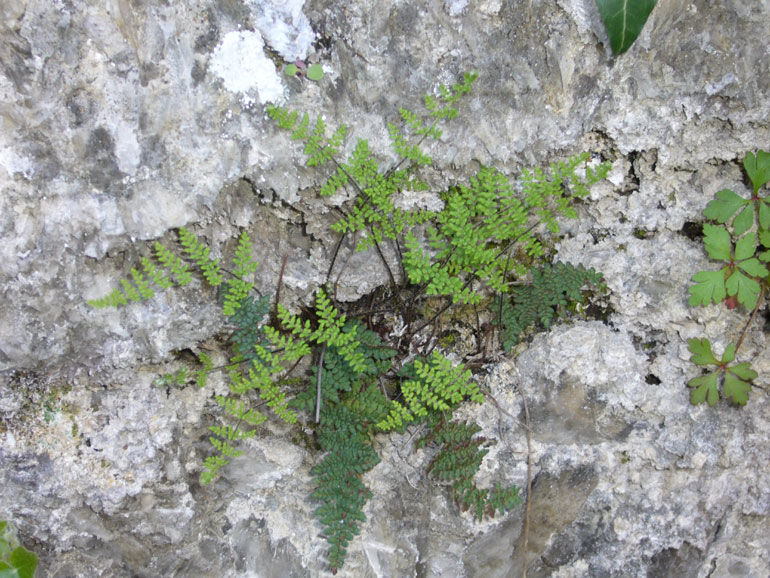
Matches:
[[502, 359, 533, 578], [520, 385, 532, 578]]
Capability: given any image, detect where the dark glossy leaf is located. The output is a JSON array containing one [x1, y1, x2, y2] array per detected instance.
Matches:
[[596, 0, 658, 55]]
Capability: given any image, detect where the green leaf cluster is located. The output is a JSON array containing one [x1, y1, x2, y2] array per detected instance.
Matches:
[[687, 150, 769, 406], [284, 61, 324, 82], [0, 520, 37, 578], [688, 225, 768, 309], [687, 338, 756, 406], [496, 262, 605, 351]]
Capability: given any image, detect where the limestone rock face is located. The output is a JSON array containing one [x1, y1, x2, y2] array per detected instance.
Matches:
[[1, 0, 769, 577]]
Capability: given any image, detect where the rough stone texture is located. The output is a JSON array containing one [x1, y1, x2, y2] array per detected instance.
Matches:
[[1, 0, 769, 577]]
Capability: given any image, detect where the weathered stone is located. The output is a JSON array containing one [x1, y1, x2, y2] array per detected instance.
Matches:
[[1, 0, 769, 576]]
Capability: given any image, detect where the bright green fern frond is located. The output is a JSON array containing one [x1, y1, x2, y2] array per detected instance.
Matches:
[[178, 227, 223, 286], [266, 104, 299, 131], [268, 105, 348, 169], [521, 153, 610, 233], [232, 231, 258, 278], [195, 351, 214, 388], [222, 232, 257, 315], [87, 288, 128, 308], [216, 394, 267, 427], [377, 352, 482, 431], [155, 241, 192, 286]]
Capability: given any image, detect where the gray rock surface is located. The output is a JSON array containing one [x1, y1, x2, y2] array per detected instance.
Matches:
[[1, 0, 769, 576]]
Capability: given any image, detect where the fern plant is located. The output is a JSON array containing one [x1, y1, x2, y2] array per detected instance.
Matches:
[[687, 150, 770, 406], [88, 72, 611, 572]]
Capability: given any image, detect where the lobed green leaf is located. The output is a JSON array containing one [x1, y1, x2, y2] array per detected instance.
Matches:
[[743, 150, 770, 194], [701, 224, 731, 261], [688, 269, 726, 307], [703, 189, 749, 223], [688, 373, 719, 406], [687, 338, 720, 366]]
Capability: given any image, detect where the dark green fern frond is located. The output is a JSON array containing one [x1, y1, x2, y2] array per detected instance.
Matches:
[[496, 261, 605, 351], [418, 418, 521, 521], [291, 321, 395, 414], [312, 404, 381, 574], [229, 294, 271, 361]]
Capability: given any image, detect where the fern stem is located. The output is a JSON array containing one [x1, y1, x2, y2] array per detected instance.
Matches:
[[326, 233, 348, 292], [273, 254, 288, 321], [315, 343, 327, 423], [332, 233, 359, 304]]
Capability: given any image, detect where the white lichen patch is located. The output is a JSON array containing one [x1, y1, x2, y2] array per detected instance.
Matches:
[[209, 30, 284, 104]]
